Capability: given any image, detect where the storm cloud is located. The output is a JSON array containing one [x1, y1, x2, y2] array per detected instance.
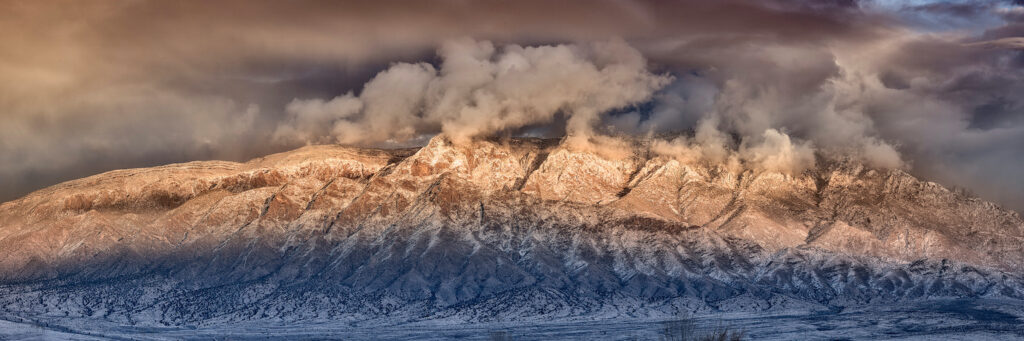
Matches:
[[1, 0, 1023, 211]]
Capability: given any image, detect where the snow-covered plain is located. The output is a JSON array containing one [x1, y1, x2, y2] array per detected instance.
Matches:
[[2, 299, 1022, 340]]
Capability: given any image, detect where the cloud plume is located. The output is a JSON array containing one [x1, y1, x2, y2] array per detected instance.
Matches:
[[274, 39, 671, 146]]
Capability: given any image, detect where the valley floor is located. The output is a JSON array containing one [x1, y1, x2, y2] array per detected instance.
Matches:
[[2, 299, 1023, 340]]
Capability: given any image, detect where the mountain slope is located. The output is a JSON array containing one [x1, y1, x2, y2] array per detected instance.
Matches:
[[0, 136, 1022, 325]]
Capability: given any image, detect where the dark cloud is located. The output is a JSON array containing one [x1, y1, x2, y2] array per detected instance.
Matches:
[[1, 0, 1024, 212], [905, 2, 992, 17]]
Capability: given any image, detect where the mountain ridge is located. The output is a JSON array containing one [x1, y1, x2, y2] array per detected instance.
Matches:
[[0, 135, 1022, 325]]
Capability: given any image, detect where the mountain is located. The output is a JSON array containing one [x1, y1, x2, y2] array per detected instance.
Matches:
[[0, 135, 1023, 328]]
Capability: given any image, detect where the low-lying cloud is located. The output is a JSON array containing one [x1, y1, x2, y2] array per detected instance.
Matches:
[[275, 37, 901, 176], [275, 39, 671, 146]]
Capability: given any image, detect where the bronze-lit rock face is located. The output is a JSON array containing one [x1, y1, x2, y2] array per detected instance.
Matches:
[[0, 135, 1022, 324]]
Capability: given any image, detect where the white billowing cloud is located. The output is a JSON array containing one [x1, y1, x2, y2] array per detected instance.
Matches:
[[651, 120, 813, 175], [635, 38, 913, 174], [651, 117, 733, 164], [739, 129, 816, 175], [274, 35, 947, 179], [275, 38, 672, 146], [859, 138, 904, 169], [337, 62, 437, 144], [275, 93, 362, 143]]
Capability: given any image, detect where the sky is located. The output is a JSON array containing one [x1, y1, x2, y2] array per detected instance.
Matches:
[[1, 0, 1023, 212]]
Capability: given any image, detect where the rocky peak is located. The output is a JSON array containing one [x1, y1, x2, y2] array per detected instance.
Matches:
[[390, 135, 555, 194], [520, 145, 642, 205]]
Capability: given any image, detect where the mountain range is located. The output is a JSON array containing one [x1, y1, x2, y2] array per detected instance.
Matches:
[[1, 135, 1022, 328]]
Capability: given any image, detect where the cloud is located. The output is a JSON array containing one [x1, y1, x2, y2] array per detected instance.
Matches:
[[650, 122, 814, 175], [739, 129, 816, 175], [650, 117, 740, 170], [2, 0, 1024, 213], [275, 38, 671, 146], [627, 35, 909, 173], [274, 93, 363, 143]]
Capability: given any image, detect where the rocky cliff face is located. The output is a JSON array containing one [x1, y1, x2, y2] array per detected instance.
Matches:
[[0, 136, 1022, 324]]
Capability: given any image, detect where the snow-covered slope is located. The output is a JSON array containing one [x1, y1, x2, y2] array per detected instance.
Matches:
[[0, 135, 1022, 325]]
